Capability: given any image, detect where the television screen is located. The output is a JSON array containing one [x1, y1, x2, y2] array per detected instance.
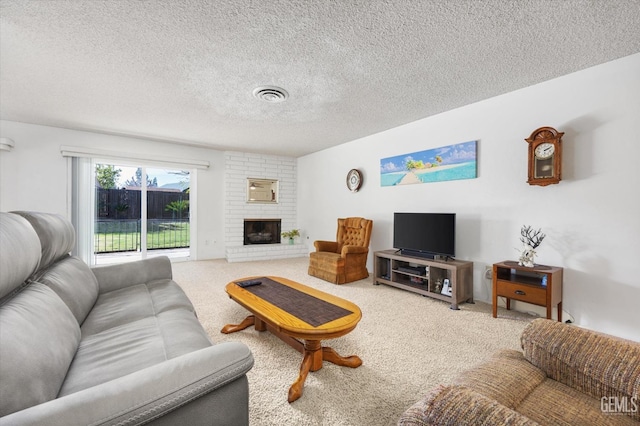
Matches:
[[393, 213, 456, 258]]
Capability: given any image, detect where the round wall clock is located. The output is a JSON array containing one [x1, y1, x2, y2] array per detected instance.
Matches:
[[346, 169, 363, 192]]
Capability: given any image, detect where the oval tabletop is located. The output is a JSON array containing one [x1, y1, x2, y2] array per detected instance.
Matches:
[[225, 276, 362, 340]]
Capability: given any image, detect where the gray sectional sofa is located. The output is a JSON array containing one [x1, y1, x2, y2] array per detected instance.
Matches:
[[0, 211, 254, 425]]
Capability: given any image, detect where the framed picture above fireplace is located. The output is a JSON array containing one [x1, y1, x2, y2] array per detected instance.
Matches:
[[247, 178, 279, 203]]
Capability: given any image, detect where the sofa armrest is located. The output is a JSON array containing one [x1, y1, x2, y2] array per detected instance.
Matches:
[[398, 385, 539, 426], [521, 318, 640, 412], [91, 256, 173, 293], [314, 240, 339, 253], [1, 342, 254, 426]]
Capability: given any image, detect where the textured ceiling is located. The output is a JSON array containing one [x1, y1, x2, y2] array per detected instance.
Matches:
[[1, 0, 640, 157]]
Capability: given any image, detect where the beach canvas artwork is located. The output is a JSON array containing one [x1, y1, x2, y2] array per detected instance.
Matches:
[[380, 141, 477, 186]]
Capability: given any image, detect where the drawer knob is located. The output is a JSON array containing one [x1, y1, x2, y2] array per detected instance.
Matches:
[[515, 290, 526, 295]]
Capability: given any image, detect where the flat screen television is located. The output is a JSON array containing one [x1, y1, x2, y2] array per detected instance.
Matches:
[[393, 212, 456, 259]]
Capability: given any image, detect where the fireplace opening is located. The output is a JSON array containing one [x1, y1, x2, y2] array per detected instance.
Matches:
[[244, 219, 281, 245]]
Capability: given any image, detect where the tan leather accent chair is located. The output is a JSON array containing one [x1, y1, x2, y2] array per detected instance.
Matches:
[[308, 217, 373, 284]]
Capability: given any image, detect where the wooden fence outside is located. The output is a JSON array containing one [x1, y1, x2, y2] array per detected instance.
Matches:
[[94, 188, 190, 253], [96, 188, 189, 220]]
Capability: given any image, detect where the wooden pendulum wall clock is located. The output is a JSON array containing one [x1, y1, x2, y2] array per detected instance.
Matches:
[[525, 126, 564, 186]]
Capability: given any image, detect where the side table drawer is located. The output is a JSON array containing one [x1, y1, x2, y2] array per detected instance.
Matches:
[[496, 280, 546, 306]]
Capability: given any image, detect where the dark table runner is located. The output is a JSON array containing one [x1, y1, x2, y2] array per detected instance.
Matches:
[[503, 260, 551, 270], [236, 277, 354, 327]]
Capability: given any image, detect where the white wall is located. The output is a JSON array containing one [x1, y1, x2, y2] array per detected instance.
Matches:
[[298, 53, 640, 341], [0, 122, 227, 259]]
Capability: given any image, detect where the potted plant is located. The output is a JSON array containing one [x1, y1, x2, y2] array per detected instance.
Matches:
[[281, 229, 300, 244]]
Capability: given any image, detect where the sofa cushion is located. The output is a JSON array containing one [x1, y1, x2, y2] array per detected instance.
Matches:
[[12, 211, 75, 273], [454, 349, 546, 409], [36, 256, 99, 324], [58, 279, 211, 397], [0, 213, 41, 300], [80, 278, 197, 337], [59, 308, 213, 396], [518, 378, 638, 426], [0, 283, 80, 417]]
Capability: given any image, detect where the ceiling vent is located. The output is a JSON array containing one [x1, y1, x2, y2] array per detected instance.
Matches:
[[253, 86, 289, 103]]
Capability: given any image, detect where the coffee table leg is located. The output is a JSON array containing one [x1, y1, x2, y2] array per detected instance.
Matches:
[[221, 315, 255, 334], [322, 346, 363, 368], [288, 340, 322, 403], [288, 341, 362, 403]]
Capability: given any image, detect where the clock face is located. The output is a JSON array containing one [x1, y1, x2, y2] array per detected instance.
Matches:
[[346, 169, 362, 192], [534, 142, 555, 159]]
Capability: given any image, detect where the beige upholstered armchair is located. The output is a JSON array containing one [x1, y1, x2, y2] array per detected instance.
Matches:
[[308, 217, 373, 284]]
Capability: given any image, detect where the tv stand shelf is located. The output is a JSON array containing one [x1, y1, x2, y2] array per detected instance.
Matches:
[[373, 250, 473, 309]]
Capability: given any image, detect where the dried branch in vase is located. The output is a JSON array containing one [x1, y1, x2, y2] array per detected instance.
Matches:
[[520, 225, 546, 249]]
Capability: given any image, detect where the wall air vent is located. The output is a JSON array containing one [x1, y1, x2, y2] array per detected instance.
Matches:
[[252, 86, 289, 103]]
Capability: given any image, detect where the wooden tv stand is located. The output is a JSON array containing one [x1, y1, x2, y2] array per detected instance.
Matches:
[[373, 250, 474, 310]]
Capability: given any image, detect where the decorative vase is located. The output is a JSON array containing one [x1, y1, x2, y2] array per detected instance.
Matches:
[[288, 237, 294, 245], [518, 244, 536, 267]]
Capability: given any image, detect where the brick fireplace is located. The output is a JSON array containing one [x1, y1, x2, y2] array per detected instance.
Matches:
[[224, 151, 307, 262]]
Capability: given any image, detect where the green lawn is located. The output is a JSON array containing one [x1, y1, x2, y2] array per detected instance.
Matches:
[[95, 221, 190, 253]]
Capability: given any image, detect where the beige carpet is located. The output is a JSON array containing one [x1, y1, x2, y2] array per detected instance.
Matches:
[[172, 257, 534, 426]]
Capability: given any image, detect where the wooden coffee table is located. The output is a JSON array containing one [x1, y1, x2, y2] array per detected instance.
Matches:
[[221, 276, 362, 403]]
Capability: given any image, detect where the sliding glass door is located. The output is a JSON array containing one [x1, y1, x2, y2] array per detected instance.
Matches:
[[145, 167, 190, 259], [94, 163, 142, 263], [93, 163, 190, 265]]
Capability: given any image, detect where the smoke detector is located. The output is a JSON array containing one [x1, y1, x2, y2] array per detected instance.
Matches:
[[253, 86, 289, 103]]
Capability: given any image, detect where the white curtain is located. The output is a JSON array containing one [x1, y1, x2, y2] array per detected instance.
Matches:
[[70, 156, 96, 265]]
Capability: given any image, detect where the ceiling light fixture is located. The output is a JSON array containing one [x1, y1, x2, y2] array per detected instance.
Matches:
[[253, 86, 289, 103]]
